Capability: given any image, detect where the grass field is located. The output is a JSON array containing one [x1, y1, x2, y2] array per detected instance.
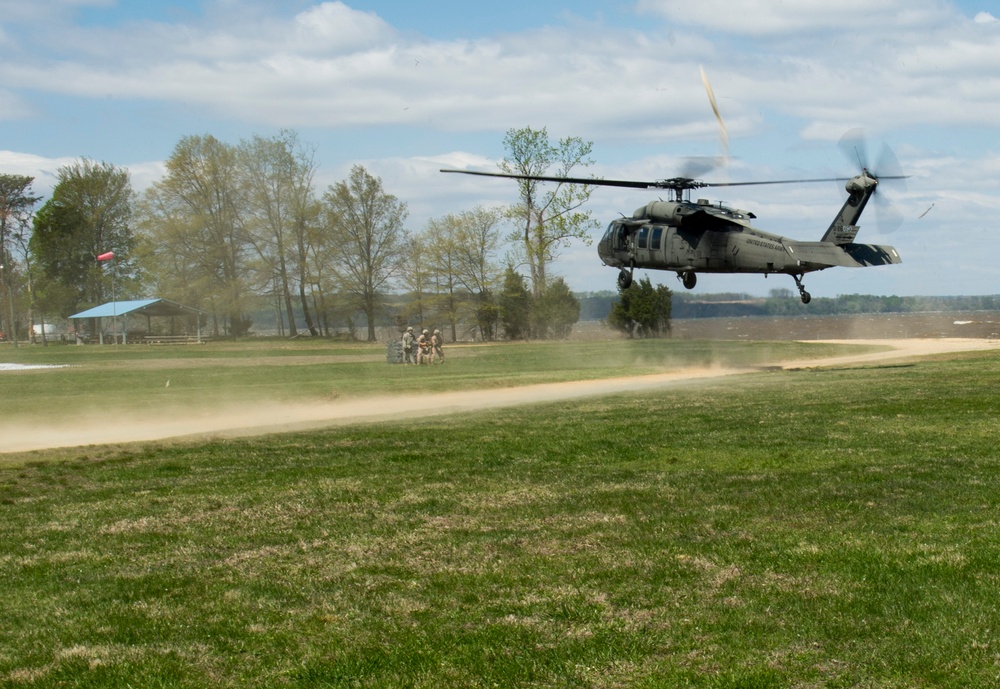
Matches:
[[0, 338, 859, 424], [2, 339, 1000, 687]]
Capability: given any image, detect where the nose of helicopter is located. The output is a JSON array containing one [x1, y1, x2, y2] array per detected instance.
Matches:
[[597, 222, 620, 266], [597, 235, 612, 264]]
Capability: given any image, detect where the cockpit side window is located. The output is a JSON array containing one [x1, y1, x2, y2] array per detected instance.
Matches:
[[651, 227, 663, 251], [637, 226, 649, 250]]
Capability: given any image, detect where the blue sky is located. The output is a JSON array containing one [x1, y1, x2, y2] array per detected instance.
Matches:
[[2, 0, 999, 298]]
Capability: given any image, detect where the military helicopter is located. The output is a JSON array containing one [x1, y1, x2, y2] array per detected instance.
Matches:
[[440, 68, 906, 303], [442, 154, 904, 303]]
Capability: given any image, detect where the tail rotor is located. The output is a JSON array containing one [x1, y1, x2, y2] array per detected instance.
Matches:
[[838, 128, 908, 233]]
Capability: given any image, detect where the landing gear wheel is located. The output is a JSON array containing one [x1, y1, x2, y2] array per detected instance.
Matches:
[[617, 268, 633, 290], [793, 274, 811, 304], [682, 271, 697, 290]]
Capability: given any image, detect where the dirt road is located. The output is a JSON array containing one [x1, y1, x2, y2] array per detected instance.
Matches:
[[6, 338, 998, 454]]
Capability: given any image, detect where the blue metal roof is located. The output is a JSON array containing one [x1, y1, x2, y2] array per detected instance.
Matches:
[[69, 299, 205, 319]]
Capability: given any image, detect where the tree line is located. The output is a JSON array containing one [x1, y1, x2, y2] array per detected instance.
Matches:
[[0, 127, 606, 344]]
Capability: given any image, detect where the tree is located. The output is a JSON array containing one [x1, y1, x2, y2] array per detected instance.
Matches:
[[322, 165, 409, 341], [608, 277, 672, 338], [500, 126, 599, 299], [30, 160, 136, 322], [419, 206, 504, 341], [239, 130, 320, 336], [423, 215, 462, 342], [398, 232, 431, 329], [498, 266, 531, 340], [136, 135, 254, 337], [452, 206, 503, 341], [0, 175, 42, 345], [533, 277, 580, 339]]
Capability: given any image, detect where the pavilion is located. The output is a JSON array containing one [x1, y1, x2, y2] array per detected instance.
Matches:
[[69, 298, 207, 344]]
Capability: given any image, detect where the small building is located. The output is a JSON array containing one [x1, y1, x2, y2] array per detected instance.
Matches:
[[69, 298, 207, 344]]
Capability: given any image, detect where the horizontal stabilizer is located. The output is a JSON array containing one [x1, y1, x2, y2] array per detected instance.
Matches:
[[843, 243, 902, 266], [785, 241, 901, 268]]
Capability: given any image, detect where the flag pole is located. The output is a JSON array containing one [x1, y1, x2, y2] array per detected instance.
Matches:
[[97, 251, 116, 346]]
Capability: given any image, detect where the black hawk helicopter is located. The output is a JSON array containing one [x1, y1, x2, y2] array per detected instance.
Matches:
[[441, 156, 904, 303], [441, 65, 906, 304]]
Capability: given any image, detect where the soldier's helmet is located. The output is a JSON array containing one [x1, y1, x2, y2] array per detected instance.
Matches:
[[406, 326, 413, 331], [434, 330, 441, 335], [422, 329, 429, 334]]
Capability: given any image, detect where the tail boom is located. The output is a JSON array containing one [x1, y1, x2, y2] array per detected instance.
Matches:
[[786, 240, 901, 270]]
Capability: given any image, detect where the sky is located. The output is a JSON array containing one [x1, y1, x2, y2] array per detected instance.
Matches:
[[1, 0, 999, 299]]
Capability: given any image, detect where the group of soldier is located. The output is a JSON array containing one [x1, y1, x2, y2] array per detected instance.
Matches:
[[401, 326, 444, 365]]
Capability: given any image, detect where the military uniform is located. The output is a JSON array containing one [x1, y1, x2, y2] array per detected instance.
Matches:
[[431, 329, 444, 364], [402, 326, 416, 365], [416, 329, 430, 365]]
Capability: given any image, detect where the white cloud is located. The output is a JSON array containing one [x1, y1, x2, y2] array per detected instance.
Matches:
[[635, 0, 934, 36], [293, 2, 396, 53], [1, 0, 997, 139]]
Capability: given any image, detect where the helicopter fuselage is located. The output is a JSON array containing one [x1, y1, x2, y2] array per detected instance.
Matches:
[[598, 183, 900, 301], [599, 213, 807, 278]]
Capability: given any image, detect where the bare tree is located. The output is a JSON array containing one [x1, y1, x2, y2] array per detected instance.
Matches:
[[0, 175, 42, 345], [454, 206, 503, 340], [423, 206, 503, 341], [398, 232, 431, 330], [239, 131, 322, 336], [322, 166, 409, 341], [423, 215, 462, 341]]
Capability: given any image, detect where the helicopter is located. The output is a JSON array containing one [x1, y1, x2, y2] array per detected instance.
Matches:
[[440, 64, 905, 303], [440, 152, 905, 304]]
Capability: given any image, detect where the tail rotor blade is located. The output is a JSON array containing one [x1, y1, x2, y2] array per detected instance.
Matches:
[[875, 142, 906, 183], [874, 193, 905, 234], [838, 127, 870, 170]]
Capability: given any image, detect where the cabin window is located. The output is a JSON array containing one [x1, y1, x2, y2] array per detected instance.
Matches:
[[637, 226, 649, 249], [651, 227, 663, 251]]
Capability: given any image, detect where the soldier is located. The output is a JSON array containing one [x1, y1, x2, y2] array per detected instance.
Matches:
[[416, 328, 430, 365], [431, 329, 444, 364], [401, 326, 416, 365]]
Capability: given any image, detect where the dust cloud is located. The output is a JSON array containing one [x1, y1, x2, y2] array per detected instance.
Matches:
[[4, 339, 997, 454]]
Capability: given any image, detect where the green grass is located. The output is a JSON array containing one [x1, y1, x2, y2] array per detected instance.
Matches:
[[0, 338, 868, 419], [2, 340, 999, 687]]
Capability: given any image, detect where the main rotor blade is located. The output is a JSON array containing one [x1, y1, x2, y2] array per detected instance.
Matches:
[[440, 168, 848, 191], [440, 169, 656, 189], [700, 66, 730, 161], [706, 177, 848, 188], [679, 156, 722, 180]]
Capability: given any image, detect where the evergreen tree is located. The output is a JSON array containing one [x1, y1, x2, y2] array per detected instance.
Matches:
[[608, 276, 672, 338], [30, 160, 136, 318], [533, 277, 580, 339], [498, 266, 531, 340]]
